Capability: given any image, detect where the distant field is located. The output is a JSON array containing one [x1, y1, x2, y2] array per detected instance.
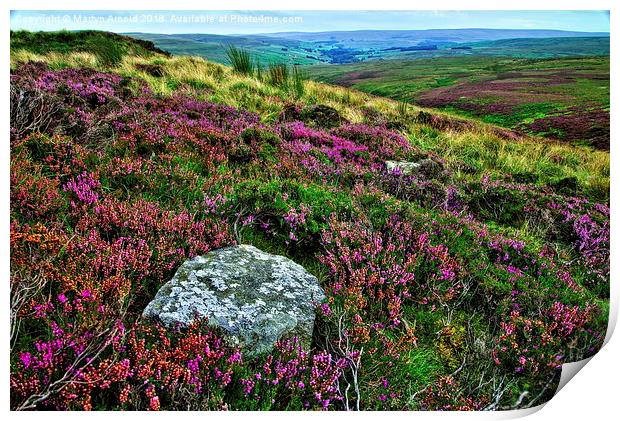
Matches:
[[308, 55, 610, 149]]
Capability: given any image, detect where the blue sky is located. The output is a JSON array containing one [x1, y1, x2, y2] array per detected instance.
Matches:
[[10, 10, 610, 35]]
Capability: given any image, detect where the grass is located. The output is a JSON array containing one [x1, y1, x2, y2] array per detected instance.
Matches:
[[226, 45, 255, 75], [268, 63, 289, 87], [10, 30, 168, 66]]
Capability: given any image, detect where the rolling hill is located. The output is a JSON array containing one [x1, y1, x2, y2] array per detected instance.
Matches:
[[126, 30, 609, 65]]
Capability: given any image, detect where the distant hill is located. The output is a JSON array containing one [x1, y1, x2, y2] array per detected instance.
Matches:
[[126, 30, 609, 65], [258, 28, 609, 48], [391, 36, 610, 60], [460, 36, 610, 58], [125, 32, 323, 65]]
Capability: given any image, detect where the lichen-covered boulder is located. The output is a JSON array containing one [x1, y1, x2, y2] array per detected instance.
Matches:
[[142, 245, 325, 356]]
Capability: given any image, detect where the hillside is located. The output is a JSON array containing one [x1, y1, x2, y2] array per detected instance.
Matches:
[[10, 30, 170, 64], [461, 36, 610, 58], [10, 31, 610, 411], [125, 32, 324, 65], [308, 54, 610, 149]]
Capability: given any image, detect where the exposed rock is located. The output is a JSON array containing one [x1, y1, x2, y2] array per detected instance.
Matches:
[[386, 158, 446, 179], [142, 245, 325, 356], [385, 160, 421, 175]]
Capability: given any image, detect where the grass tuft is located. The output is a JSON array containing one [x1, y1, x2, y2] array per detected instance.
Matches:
[[226, 45, 255, 75]]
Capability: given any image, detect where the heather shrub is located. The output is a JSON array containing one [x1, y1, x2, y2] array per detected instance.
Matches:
[[10, 84, 64, 139], [233, 338, 346, 410], [10, 157, 68, 222], [464, 179, 529, 227], [300, 104, 343, 129], [320, 215, 464, 325]]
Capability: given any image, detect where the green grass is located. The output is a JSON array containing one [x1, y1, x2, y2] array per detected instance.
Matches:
[[10, 30, 168, 66], [126, 32, 324, 66], [226, 45, 255, 75]]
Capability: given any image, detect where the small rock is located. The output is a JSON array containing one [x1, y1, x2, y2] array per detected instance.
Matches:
[[385, 160, 421, 175], [142, 245, 325, 356], [386, 159, 445, 179]]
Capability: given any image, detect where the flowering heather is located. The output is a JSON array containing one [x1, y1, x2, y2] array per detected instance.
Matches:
[[13, 64, 126, 106], [320, 215, 464, 325], [238, 338, 347, 410], [411, 65, 610, 149], [63, 171, 101, 205]]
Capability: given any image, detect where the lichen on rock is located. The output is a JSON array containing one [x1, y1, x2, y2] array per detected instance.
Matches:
[[142, 244, 325, 356]]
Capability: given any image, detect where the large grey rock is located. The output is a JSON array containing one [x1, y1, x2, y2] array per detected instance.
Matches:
[[142, 245, 325, 356]]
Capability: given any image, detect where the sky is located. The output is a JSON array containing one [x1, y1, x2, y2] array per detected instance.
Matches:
[[10, 10, 610, 35]]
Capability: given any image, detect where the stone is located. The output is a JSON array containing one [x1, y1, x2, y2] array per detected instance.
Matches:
[[385, 158, 445, 179], [385, 160, 421, 175], [142, 244, 325, 356]]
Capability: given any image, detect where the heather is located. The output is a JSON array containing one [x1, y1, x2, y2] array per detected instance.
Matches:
[[10, 32, 609, 411]]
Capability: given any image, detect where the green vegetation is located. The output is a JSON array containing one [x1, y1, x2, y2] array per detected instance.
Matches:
[[127, 31, 609, 65], [127, 32, 324, 65], [10, 30, 609, 411], [226, 45, 255, 75], [308, 55, 610, 148], [10, 30, 168, 66]]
